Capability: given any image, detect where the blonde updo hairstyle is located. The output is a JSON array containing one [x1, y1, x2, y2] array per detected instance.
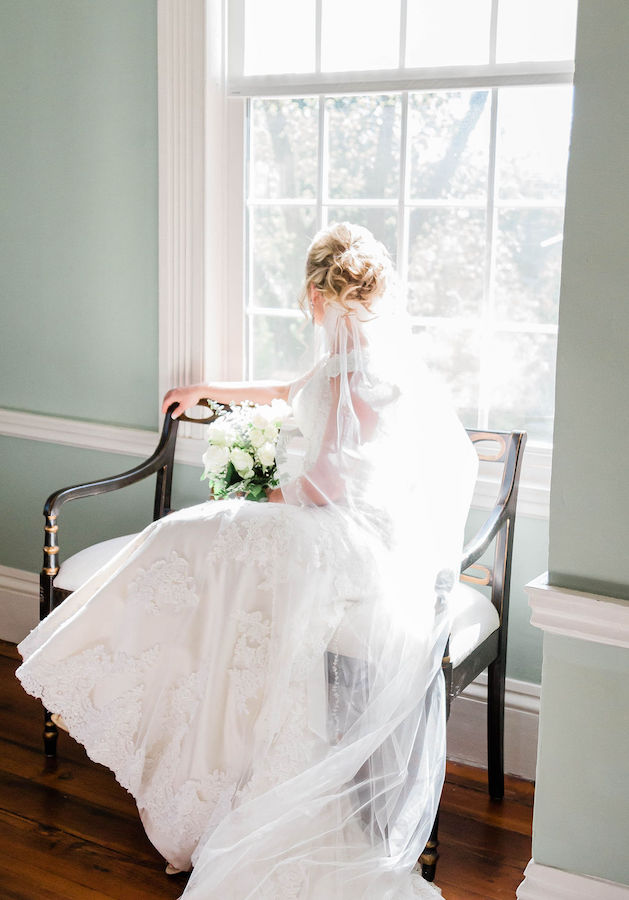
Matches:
[[300, 222, 392, 317]]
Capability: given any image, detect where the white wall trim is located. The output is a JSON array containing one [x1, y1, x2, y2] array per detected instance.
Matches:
[[0, 406, 550, 515], [475, 441, 551, 519], [527, 573, 629, 649], [157, 0, 207, 438], [0, 565, 39, 645], [447, 672, 540, 781], [459, 670, 541, 714], [0, 408, 159, 459], [517, 860, 629, 899], [157, 0, 245, 425], [0, 407, 203, 467]]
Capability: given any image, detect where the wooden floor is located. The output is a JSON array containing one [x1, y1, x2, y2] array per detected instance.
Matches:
[[1, 640, 533, 899]]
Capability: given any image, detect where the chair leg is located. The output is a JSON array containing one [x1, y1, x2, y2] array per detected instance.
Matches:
[[487, 655, 506, 800], [43, 707, 58, 758], [419, 807, 440, 881]]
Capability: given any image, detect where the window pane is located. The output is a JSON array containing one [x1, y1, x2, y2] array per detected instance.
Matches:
[[408, 91, 491, 201], [250, 207, 317, 309], [321, 0, 400, 72], [494, 208, 565, 325], [327, 95, 401, 200], [496, 86, 573, 202], [486, 331, 557, 442], [251, 99, 319, 200], [244, 0, 316, 75], [497, 0, 578, 64], [407, 209, 486, 317], [406, 0, 491, 67], [325, 207, 397, 262], [250, 314, 313, 380], [414, 327, 480, 426]]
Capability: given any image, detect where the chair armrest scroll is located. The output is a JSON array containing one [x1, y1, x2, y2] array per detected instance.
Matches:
[[43, 406, 180, 519]]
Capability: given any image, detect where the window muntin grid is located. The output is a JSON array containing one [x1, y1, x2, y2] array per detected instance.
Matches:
[[239, 1, 577, 445], [231, 0, 577, 91], [246, 83, 572, 444]]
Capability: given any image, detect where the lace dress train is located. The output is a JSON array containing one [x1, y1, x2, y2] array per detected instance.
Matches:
[[16, 498, 444, 898]]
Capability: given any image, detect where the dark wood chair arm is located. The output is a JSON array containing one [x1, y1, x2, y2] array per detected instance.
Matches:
[[460, 504, 508, 572], [43, 406, 180, 520], [460, 430, 526, 573]]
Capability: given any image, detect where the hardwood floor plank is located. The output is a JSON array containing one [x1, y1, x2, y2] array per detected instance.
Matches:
[[440, 779, 533, 836], [0, 856, 116, 900], [0, 770, 159, 865], [436, 838, 529, 899], [0, 810, 184, 900], [445, 761, 534, 806], [0, 736, 140, 822]]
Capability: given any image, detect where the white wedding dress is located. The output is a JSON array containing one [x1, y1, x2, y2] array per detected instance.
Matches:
[[17, 306, 477, 899]]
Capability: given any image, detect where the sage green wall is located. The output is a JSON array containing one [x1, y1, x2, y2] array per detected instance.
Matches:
[[0, 434, 208, 575], [532, 1, 629, 888], [548, 0, 629, 601], [0, 0, 158, 430], [532, 633, 629, 885]]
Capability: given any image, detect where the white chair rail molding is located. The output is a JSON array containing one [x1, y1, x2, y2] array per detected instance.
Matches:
[[526, 572, 629, 649], [516, 573, 629, 899]]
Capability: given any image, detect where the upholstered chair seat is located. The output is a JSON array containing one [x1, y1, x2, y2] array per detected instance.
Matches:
[[56, 537, 499, 673], [55, 534, 139, 593]]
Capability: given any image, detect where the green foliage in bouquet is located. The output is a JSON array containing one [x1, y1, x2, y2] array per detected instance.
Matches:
[[201, 399, 291, 502]]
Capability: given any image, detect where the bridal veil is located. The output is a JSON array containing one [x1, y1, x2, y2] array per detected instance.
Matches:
[[184, 249, 478, 897]]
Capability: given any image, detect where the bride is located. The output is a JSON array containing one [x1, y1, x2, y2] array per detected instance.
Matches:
[[16, 223, 477, 898]]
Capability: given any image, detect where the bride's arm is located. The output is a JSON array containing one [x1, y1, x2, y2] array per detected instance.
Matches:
[[269, 376, 377, 506], [161, 380, 292, 420]]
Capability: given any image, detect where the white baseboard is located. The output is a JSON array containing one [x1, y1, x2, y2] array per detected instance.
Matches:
[[517, 860, 629, 898], [0, 565, 39, 644], [446, 672, 540, 781]]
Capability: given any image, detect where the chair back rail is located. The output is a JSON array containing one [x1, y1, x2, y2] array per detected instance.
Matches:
[[440, 429, 526, 698], [461, 431, 526, 605]]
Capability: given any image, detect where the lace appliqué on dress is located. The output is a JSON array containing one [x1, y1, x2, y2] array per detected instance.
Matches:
[[205, 514, 299, 590], [127, 550, 199, 614], [139, 666, 238, 852], [228, 610, 271, 715], [17, 644, 160, 793]]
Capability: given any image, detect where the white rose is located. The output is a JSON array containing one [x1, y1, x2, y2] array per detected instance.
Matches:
[[250, 411, 269, 430], [249, 426, 266, 448], [203, 444, 230, 474], [270, 398, 291, 421], [263, 424, 278, 442], [207, 419, 234, 446], [230, 447, 254, 477], [257, 442, 276, 469]]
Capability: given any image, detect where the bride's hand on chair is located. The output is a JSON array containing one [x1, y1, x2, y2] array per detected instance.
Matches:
[[162, 385, 208, 419]]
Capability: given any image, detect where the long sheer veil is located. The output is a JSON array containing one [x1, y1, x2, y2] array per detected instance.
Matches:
[[184, 295, 478, 898]]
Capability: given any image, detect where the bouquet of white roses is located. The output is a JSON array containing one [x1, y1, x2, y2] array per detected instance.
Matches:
[[201, 399, 292, 502]]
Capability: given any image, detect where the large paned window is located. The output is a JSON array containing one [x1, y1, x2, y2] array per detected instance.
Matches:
[[229, 0, 577, 445]]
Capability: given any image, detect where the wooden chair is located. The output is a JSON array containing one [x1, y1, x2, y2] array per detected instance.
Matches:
[[419, 428, 527, 881], [39, 401, 207, 756], [38, 407, 525, 884]]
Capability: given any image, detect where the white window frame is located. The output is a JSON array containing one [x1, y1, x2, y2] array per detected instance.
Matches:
[[156, 0, 572, 514]]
